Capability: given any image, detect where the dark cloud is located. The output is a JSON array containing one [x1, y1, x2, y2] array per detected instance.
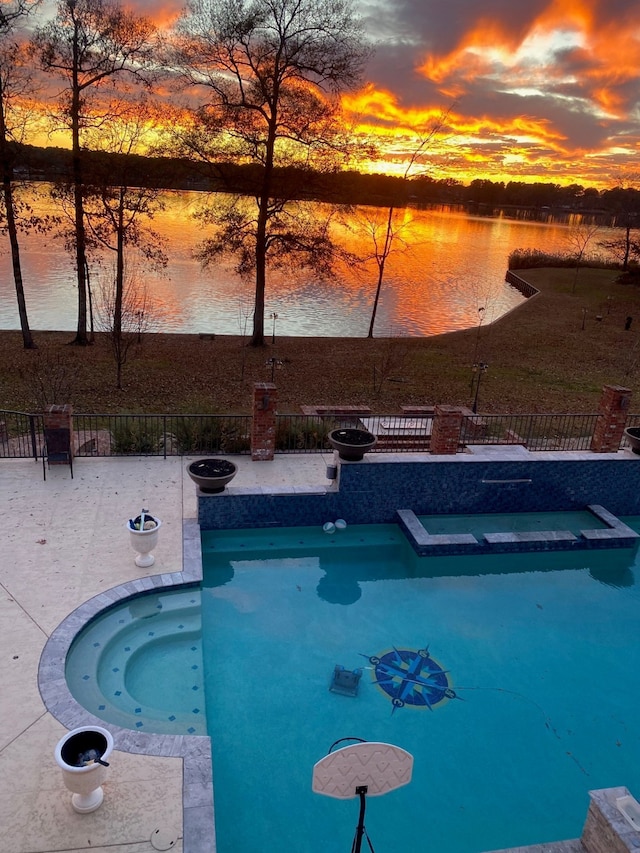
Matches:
[[353, 0, 640, 180], [364, 0, 549, 53], [364, 42, 445, 105]]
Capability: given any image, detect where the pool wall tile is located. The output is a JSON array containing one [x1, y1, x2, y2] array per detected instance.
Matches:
[[198, 451, 640, 532]]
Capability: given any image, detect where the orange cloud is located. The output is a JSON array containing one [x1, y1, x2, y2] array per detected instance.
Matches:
[[352, 0, 633, 185], [342, 85, 449, 135], [343, 85, 570, 166]]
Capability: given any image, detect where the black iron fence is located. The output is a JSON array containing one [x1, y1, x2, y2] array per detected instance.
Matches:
[[1, 408, 639, 460], [461, 412, 602, 451], [274, 413, 339, 453], [0, 411, 252, 460], [0, 410, 40, 459], [274, 413, 435, 453]]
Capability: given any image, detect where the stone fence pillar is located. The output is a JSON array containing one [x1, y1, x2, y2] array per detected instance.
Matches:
[[251, 382, 277, 461], [430, 405, 464, 455], [590, 385, 631, 453]]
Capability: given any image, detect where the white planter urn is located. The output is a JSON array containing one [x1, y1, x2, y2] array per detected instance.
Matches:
[[54, 726, 114, 813], [127, 510, 161, 567]]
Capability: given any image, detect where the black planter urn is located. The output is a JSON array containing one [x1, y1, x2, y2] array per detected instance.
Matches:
[[187, 458, 238, 492], [327, 428, 377, 461]]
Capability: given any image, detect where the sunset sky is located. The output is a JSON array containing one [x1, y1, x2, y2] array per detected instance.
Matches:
[[30, 0, 640, 188], [351, 0, 640, 187]]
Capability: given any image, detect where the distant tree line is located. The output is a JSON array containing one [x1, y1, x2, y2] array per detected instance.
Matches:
[[10, 141, 640, 221]]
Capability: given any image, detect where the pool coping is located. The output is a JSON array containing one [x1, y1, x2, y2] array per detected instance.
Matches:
[[37, 516, 216, 853], [397, 503, 640, 556]]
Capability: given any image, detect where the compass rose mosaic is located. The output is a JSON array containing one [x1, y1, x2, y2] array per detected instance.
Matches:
[[363, 646, 457, 713]]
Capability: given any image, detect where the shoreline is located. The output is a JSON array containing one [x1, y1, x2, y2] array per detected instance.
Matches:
[[1, 268, 639, 414]]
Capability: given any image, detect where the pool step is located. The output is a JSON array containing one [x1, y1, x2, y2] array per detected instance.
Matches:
[[65, 589, 207, 736]]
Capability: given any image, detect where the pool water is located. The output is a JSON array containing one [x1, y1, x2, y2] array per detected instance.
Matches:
[[200, 521, 640, 853], [66, 588, 207, 735], [65, 515, 640, 852], [418, 509, 609, 537]]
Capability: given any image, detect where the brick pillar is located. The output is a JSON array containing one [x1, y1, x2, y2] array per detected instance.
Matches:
[[251, 383, 277, 461], [430, 405, 464, 455], [43, 404, 74, 463], [43, 404, 73, 431], [590, 385, 631, 453]]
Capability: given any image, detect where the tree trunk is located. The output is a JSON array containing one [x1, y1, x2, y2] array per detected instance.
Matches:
[[252, 205, 267, 346], [86, 259, 94, 341], [115, 188, 125, 340], [114, 189, 125, 387], [367, 206, 394, 338], [623, 224, 631, 271], [0, 80, 35, 349], [69, 22, 89, 345], [368, 259, 386, 338], [250, 115, 278, 347]]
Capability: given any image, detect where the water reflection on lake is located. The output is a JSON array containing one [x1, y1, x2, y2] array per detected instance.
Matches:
[[0, 188, 601, 337]]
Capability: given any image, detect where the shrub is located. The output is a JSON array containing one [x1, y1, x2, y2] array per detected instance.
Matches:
[[111, 419, 163, 454], [508, 248, 620, 271], [275, 417, 330, 451], [508, 249, 575, 269], [175, 416, 250, 454]]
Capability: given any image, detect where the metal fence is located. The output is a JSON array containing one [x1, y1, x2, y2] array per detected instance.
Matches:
[[1, 409, 639, 460], [73, 413, 253, 457], [274, 413, 340, 453], [461, 412, 603, 451], [0, 410, 39, 459], [0, 411, 252, 460], [274, 414, 430, 453]]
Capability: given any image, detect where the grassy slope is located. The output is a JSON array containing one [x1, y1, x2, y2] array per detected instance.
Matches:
[[1, 268, 639, 415]]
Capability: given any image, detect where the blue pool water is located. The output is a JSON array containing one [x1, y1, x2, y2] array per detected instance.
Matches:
[[417, 509, 609, 537], [66, 515, 640, 853], [66, 588, 207, 735], [200, 521, 640, 853]]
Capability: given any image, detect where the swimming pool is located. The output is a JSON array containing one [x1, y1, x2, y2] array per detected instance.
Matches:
[[200, 521, 640, 853], [66, 516, 640, 853]]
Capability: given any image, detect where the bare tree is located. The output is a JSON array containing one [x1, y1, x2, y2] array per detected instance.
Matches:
[[371, 338, 409, 394], [566, 221, 601, 293], [96, 265, 155, 389], [600, 178, 640, 271], [350, 115, 453, 338], [18, 347, 78, 408], [0, 0, 41, 349], [31, 0, 156, 345], [82, 98, 167, 346], [171, 0, 369, 346]]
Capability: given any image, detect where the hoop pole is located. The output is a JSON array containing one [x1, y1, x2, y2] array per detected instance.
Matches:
[[352, 786, 368, 853]]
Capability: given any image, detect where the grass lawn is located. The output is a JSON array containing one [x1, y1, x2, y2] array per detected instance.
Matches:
[[1, 267, 639, 415]]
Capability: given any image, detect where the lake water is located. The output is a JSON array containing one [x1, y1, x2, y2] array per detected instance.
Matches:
[[0, 188, 608, 337]]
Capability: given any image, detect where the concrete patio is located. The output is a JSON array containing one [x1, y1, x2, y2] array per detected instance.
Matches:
[[0, 453, 328, 853]]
